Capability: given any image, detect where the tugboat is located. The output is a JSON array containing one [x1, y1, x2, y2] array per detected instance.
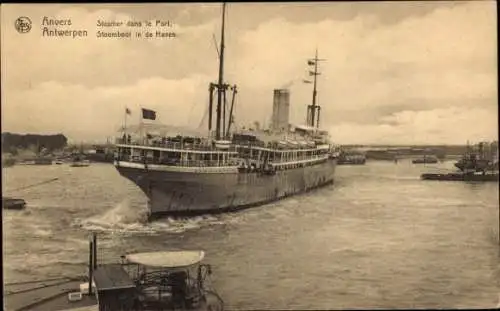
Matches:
[[453, 142, 498, 172], [421, 141, 499, 182], [4, 233, 224, 311]]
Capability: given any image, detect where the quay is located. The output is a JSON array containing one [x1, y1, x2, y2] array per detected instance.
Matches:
[[4, 277, 96, 311]]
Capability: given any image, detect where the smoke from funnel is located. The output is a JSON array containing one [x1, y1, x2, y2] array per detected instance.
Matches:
[[281, 79, 295, 89]]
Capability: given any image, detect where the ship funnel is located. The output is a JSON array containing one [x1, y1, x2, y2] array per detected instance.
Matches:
[[271, 89, 290, 132]]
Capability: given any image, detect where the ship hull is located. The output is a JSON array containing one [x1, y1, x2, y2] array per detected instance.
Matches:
[[115, 159, 336, 218]]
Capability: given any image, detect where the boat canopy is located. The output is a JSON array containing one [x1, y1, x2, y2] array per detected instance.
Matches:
[[125, 251, 205, 268]]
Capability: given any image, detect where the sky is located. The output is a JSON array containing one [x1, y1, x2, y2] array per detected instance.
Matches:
[[1, 1, 498, 145]]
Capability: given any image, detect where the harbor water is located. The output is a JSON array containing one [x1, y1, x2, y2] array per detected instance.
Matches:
[[2, 160, 499, 309]]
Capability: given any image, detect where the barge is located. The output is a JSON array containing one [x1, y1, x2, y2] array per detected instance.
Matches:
[[421, 172, 499, 182]]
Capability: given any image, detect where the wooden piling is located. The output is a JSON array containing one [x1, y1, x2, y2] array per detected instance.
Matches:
[[88, 233, 94, 295], [92, 233, 97, 270]]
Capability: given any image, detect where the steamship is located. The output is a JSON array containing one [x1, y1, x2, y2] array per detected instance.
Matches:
[[113, 3, 338, 218]]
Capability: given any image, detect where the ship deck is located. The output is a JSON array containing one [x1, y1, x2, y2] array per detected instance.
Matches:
[[4, 278, 97, 311]]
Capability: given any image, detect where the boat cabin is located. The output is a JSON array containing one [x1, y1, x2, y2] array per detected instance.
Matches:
[[92, 250, 219, 311], [92, 264, 136, 311]]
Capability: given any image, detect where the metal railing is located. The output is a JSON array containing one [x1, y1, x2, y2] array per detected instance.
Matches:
[[116, 155, 239, 167], [115, 138, 238, 153], [270, 155, 329, 167], [116, 137, 333, 153]]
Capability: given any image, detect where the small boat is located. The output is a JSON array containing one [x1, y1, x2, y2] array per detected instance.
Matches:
[[3, 233, 224, 311], [70, 154, 90, 167], [2, 197, 26, 210], [337, 151, 366, 165], [412, 155, 438, 164], [114, 251, 224, 311], [70, 160, 90, 167]]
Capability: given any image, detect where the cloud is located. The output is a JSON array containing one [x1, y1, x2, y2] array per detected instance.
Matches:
[[2, 76, 211, 142], [331, 106, 498, 145], [1, 1, 497, 144]]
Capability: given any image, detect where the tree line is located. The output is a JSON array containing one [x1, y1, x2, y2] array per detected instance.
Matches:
[[2, 132, 68, 154]]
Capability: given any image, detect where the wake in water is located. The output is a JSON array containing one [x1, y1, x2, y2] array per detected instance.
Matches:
[[72, 199, 236, 235]]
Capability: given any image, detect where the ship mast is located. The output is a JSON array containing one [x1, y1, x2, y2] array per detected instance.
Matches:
[[215, 2, 226, 140], [207, 3, 236, 140], [306, 48, 326, 128]]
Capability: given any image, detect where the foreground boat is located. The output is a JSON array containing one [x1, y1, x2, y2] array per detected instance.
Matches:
[[113, 3, 338, 218], [4, 234, 224, 311]]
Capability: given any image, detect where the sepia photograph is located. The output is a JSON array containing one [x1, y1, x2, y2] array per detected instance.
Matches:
[[1, 1, 499, 310]]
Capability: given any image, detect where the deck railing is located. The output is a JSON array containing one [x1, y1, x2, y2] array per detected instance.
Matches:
[[115, 137, 331, 153], [116, 153, 330, 168], [116, 155, 239, 167], [115, 138, 239, 153]]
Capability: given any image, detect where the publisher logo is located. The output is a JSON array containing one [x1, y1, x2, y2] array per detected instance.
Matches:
[[15, 17, 32, 34]]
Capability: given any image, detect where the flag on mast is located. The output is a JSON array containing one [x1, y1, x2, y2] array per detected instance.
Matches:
[[125, 107, 131, 115], [141, 108, 156, 120]]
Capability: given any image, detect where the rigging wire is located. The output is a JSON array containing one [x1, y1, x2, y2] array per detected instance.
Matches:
[[9, 177, 59, 193], [198, 98, 210, 132]]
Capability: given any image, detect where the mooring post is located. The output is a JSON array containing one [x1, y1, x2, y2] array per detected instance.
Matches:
[[88, 233, 94, 295], [92, 233, 97, 270]]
